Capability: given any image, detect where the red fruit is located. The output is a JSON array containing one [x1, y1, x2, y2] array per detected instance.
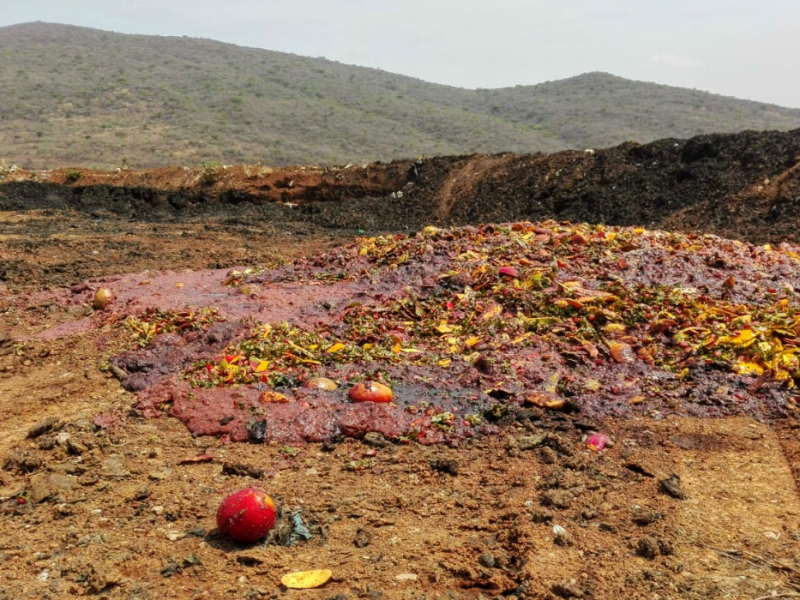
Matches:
[[348, 381, 393, 403], [216, 488, 277, 543], [498, 266, 519, 278]]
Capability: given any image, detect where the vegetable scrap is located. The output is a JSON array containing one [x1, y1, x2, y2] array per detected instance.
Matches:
[[124, 307, 224, 347], [190, 222, 800, 392], [586, 433, 609, 452], [286, 511, 314, 546], [216, 487, 277, 543]]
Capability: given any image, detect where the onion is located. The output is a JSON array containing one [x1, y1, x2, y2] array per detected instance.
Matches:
[[303, 377, 339, 391], [92, 287, 114, 310]]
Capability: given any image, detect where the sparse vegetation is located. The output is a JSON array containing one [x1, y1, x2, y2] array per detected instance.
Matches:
[[1, 22, 800, 169], [198, 161, 222, 185]]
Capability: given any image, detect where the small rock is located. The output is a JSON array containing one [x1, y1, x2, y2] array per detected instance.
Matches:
[[237, 553, 264, 567], [27, 417, 61, 439], [540, 489, 575, 509], [184, 553, 203, 566], [109, 365, 127, 381], [67, 439, 89, 455], [479, 552, 495, 568], [354, 528, 371, 548], [165, 531, 188, 542], [221, 462, 266, 479], [632, 509, 663, 526], [657, 537, 675, 556], [362, 432, 389, 447], [553, 525, 573, 546], [247, 419, 267, 443], [37, 437, 58, 450], [132, 486, 150, 500], [531, 508, 554, 523], [78, 533, 107, 546], [538, 446, 558, 464], [637, 536, 659, 559], [2, 451, 42, 474], [518, 433, 548, 450], [102, 455, 130, 478], [660, 474, 686, 499], [516, 409, 538, 421], [29, 472, 78, 503], [551, 581, 584, 598], [429, 459, 459, 476], [50, 461, 81, 475], [395, 573, 418, 582], [148, 467, 173, 481]]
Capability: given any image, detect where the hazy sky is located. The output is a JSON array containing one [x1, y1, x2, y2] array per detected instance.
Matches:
[[3, 0, 799, 107]]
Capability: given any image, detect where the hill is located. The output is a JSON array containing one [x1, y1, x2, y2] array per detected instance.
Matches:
[[2, 22, 800, 168]]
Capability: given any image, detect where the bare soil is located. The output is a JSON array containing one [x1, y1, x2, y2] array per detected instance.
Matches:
[[2, 130, 800, 600]]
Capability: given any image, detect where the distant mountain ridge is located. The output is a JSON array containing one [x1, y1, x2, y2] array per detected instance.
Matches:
[[2, 21, 800, 169]]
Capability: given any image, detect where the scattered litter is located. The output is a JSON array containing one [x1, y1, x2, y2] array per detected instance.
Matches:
[[286, 511, 314, 546], [281, 569, 332, 589]]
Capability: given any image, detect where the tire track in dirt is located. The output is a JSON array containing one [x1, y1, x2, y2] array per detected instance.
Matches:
[[435, 155, 515, 222]]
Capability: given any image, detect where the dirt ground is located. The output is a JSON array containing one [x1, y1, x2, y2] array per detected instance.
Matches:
[[3, 130, 800, 600]]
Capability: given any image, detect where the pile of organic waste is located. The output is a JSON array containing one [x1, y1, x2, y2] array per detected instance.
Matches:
[[107, 221, 800, 444]]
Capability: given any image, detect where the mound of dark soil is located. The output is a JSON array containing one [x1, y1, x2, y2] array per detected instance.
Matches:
[[2, 128, 800, 244]]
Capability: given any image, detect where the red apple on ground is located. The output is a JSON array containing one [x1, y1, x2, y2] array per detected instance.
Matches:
[[216, 487, 277, 543]]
